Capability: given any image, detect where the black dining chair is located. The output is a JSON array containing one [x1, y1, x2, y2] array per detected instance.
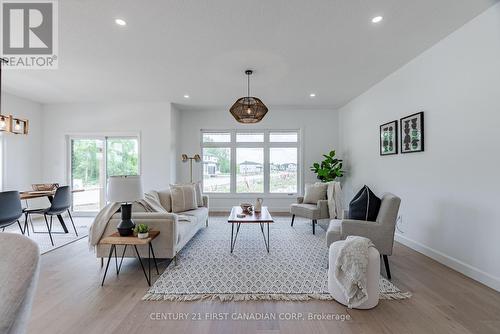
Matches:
[[0, 191, 26, 234], [24, 186, 78, 246]]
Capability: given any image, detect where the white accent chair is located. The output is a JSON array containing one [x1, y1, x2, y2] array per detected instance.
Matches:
[[328, 240, 380, 309]]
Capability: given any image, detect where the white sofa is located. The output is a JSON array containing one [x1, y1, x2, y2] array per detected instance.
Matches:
[[96, 189, 209, 260]]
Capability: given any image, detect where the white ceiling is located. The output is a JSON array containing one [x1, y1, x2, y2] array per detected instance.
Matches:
[[2, 0, 498, 109]]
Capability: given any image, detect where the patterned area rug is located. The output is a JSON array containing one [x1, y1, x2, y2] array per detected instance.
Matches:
[[144, 216, 411, 302], [4, 216, 91, 254]]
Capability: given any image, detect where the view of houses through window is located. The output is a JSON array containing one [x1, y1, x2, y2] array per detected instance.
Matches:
[[201, 130, 299, 194]]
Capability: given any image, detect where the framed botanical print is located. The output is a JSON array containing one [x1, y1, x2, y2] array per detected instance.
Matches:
[[400, 112, 424, 153], [380, 120, 398, 156]]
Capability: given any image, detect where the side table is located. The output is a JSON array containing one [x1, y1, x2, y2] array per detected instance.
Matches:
[[99, 231, 160, 286]]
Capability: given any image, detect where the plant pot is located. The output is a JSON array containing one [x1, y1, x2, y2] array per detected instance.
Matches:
[[137, 232, 149, 239]]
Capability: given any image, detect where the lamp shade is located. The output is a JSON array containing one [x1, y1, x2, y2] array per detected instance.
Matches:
[[107, 175, 144, 203]]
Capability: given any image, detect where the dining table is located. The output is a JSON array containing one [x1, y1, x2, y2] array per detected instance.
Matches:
[[20, 189, 84, 233]]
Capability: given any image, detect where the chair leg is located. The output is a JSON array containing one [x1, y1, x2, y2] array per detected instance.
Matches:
[[290, 214, 295, 227], [17, 220, 24, 235], [24, 213, 30, 236], [67, 210, 78, 236], [44, 214, 54, 246], [383, 255, 391, 280], [312, 219, 317, 235]]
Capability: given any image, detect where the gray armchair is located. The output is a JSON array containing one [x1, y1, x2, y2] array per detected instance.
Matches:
[[326, 193, 401, 279], [290, 196, 330, 234]]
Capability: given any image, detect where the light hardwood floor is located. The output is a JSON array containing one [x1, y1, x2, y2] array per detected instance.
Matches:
[[28, 218, 500, 334]]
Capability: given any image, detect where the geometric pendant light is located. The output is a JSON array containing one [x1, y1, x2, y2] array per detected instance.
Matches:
[[229, 70, 268, 124]]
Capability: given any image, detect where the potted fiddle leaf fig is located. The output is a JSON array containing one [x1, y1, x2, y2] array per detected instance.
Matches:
[[134, 223, 150, 239], [310, 150, 344, 182]]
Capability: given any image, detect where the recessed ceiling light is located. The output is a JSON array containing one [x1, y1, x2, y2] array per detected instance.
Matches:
[[183, 94, 190, 99], [115, 18, 127, 26], [309, 93, 316, 98], [371, 16, 383, 23]]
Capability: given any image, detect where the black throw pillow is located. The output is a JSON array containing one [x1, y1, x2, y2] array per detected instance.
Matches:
[[349, 185, 381, 221]]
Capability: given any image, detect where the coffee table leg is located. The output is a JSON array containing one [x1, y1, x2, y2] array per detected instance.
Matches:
[[101, 245, 115, 286], [230, 223, 242, 253], [259, 223, 270, 253], [230, 223, 234, 252], [267, 222, 270, 253], [133, 245, 151, 286]]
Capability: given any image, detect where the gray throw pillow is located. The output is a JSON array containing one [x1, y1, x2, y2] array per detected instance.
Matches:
[[169, 184, 198, 213], [303, 183, 328, 204]]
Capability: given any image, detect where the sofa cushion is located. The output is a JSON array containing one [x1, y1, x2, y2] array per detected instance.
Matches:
[[326, 219, 342, 248], [303, 183, 327, 204], [290, 203, 321, 219], [182, 207, 209, 225], [157, 189, 172, 212], [349, 185, 381, 221]]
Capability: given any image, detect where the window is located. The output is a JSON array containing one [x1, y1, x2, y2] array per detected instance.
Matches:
[[201, 130, 300, 195], [106, 138, 140, 177], [202, 147, 230, 193], [237, 147, 264, 193]]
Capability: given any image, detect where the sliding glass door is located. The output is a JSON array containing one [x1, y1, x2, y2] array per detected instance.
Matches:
[[71, 138, 104, 213], [70, 136, 140, 214]]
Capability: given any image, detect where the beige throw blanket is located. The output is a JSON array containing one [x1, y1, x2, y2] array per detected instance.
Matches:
[[88, 190, 166, 248], [326, 181, 344, 219], [333, 236, 374, 308]]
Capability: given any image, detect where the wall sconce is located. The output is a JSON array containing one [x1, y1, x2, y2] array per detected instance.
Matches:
[[181, 154, 201, 182]]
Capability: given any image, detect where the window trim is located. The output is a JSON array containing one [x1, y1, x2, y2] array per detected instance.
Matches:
[[200, 129, 302, 198]]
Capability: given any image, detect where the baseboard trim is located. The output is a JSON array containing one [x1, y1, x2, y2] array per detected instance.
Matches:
[[395, 233, 500, 292]]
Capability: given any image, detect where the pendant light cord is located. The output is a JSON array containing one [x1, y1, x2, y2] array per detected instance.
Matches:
[[247, 72, 250, 98]]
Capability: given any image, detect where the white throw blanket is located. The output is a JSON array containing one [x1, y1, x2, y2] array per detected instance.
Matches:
[[326, 181, 344, 219], [88, 190, 166, 248], [333, 236, 374, 308]]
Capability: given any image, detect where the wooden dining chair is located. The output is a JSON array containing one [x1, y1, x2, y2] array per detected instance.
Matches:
[[24, 186, 78, 246], [0, 191, 26, 234]]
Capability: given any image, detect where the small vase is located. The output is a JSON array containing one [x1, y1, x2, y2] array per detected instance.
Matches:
[[254, 198, 263, 213], [138, 232, 149, 239]]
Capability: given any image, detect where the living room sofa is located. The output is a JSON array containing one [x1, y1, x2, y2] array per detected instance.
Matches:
[[95, 189, 209, 260]]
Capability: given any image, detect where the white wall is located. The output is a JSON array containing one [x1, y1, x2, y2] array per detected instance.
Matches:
[[42, 102, 173, 192], [338, 4, 500, 291], [1, 93, 43, 191], [176, 107, 340, 211]]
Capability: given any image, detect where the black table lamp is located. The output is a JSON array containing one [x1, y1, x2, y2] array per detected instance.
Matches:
[[107, 175, 143, 236]]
